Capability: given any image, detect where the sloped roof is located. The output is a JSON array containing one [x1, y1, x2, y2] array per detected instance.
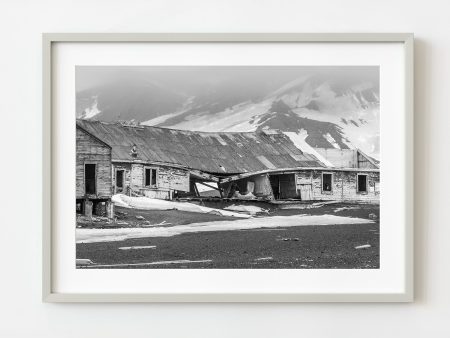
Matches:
[[76, 120, 325, 175]]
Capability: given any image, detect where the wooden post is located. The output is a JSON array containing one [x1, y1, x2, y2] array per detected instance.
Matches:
[[193, 182, 200, 197], [106, 200, 114, 219], [84, 200, 93, 219], [267, 174, 275, 200]]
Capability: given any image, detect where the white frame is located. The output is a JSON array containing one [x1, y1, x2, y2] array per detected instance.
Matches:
[[43, 33, 414, 302]]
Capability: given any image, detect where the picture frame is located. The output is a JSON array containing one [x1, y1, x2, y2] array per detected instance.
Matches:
[[43, 33, 414, 302]]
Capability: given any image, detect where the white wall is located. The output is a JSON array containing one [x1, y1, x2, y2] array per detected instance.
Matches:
[[0, 0, 448, 336]]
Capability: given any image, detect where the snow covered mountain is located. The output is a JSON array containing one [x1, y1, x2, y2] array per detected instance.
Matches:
[[76, 67, 380, 159]]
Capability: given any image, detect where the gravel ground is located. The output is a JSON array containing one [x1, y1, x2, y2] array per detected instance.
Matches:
[[76, 203, 379, 269]]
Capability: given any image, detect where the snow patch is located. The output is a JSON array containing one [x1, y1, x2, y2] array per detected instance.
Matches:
[[342, 138, 356, 149], [355, 244, 371, 250], [118, 245, 156, 250], [255, 257, 273, 261], [76, 214, 374, 243], [84, 260, 212, 268], [323, 133, 341, 149], [142, 96, 195, 126], [111, 194, 251, 218], [83, 96, 101, 119], [284, 130, 335, 167], [333, 206, 360, 213], [76, 259, 94, 266], [196, 182, 218, 193], [224, 205, 268, 215]]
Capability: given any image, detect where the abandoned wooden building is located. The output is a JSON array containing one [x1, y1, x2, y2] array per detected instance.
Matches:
[[76, 125, 114, 217], [76, 119, 380, 213]]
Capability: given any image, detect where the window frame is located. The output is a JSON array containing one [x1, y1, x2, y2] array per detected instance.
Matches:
[[144, 166, 159, 188], [321, 172, 333, 193]]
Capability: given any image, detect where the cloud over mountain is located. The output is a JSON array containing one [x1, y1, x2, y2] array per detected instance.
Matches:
[[76, 66, 380, 158]]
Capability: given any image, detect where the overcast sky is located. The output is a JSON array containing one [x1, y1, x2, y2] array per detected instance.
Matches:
[[76, 65, 379, 93]]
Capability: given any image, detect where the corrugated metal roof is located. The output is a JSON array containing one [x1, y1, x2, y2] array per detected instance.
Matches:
[[76, 120, 325, 174]]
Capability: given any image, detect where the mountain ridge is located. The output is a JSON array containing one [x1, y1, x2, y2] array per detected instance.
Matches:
[[76, 70, 380, 159]]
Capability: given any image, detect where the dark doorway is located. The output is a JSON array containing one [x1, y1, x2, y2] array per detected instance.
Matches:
[[85, 163, 96, 195], [357, 174, 368, 192], [269, 174, 297, 199], [116, 169, 124, 192], [269, 175, 280, 199]]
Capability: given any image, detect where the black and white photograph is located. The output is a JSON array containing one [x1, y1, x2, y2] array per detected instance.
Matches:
[[75, 65, 380, 269]]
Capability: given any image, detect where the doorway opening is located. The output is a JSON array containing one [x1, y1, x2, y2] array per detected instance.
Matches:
[[116, 169, 124, 193], [357, 174, 368, 193], [268, 174, 297, 200], [84, 163, 96, 195]]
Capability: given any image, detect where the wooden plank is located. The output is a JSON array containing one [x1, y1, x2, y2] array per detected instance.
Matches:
[[190, 169, 220, 182]]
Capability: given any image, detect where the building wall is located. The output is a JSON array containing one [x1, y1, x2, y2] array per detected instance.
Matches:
[[357, 151, 378, 169], [112, 162, 190, 199], [76, 128, 112, 199], [295, 170, 380, 203], [314, 148, 358, 168], [315, 148, 379, 170]]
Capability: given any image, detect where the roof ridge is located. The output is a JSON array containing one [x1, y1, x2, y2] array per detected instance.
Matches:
[[76, 119, 263, 135]]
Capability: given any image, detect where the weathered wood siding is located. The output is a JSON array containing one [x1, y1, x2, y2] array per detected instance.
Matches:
[[296, 170, 380, 203], [111, 162, 190, 199], [357, 152, 378, 169], [156, 166, 190, 192], [76, 127, 112, 199]]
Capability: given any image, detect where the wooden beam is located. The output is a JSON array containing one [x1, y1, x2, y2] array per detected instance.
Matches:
[[190, 169, 220, 182], [193, 182, 200, 197]]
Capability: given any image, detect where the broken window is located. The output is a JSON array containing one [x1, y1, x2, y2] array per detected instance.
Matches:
[[357, 174, 368, 193], [322, 173, 332, 192], [85, 163, 96, 195], [145, 167, 158, 187]]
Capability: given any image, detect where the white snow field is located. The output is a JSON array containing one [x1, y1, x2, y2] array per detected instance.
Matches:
[[76, 214, 374, 244]]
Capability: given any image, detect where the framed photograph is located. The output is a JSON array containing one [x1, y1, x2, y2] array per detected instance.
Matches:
[[43, 33, 413, 302]]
